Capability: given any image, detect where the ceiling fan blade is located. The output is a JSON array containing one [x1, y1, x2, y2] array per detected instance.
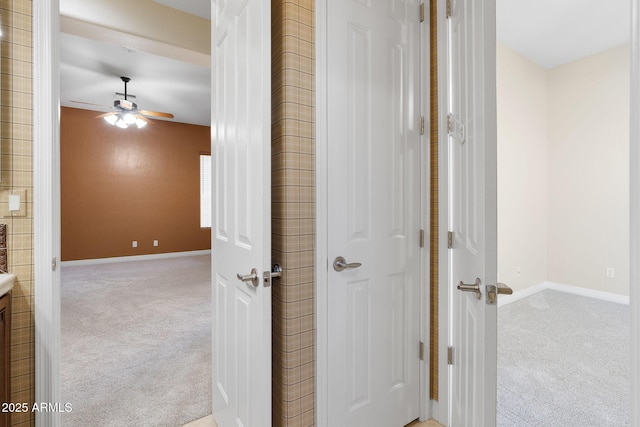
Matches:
[[95, 112, 116, 118], [135, 114, 153, 125], [139, 109, 174, 119], [71, 100, 109, 108]]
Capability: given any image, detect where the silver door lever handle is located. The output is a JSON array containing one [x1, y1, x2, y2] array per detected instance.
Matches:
[[458, 278, 482, 299], [333, 256, 362, 272], [237, 268, 259, 287]]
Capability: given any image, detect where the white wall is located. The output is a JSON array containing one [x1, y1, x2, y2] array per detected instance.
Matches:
[[497, 43, 549, 293], [547, 45, 630, 295], [498, 43, 630, 296]]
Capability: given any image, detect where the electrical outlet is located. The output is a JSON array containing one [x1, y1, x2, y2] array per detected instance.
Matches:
[[153, 240, 158, 247], [606, 268, 615, 278], [132, 241, 138, 248]]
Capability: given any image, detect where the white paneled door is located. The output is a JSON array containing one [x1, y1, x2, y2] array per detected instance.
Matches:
[[211, 0, 272, 426], [447, 0, 498, 425], [327, 0, 422, 426]]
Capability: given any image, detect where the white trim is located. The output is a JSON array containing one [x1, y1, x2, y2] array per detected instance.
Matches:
[[498, 281, 631, 307], [34, 1, 61, 426], [60, 250, 212, 267], [630, 0, 639, 424], [314, 0, 329, 424]]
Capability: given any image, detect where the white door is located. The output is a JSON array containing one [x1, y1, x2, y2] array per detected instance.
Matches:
[[447, 0, 498, 426], [326, 0, 422, 426], [210, 0, 272, 426]]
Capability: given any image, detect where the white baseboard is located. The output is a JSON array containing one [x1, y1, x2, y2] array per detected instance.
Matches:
[[499, 280, 630, 307], [60, 250, 212, 267], [429, 399, 444, 425]]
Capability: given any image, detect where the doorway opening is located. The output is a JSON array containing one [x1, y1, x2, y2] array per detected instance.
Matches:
[[496, 1, 631, 424]]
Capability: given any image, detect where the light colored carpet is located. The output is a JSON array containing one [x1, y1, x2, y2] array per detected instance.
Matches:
[[61, 255, 212, 427], [497, 289, 630, 426]]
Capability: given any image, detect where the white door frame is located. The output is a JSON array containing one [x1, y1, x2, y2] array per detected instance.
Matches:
[[315, 0, 432, 424], [630, 1, 640, 423], [34, 1, 62, 426], [31, 1, 640, 426]]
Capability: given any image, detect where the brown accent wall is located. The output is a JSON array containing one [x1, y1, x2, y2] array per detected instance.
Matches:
[[0, 1, 35, 425], [60, 107, 211, 261], [271, 1, 316, 426]]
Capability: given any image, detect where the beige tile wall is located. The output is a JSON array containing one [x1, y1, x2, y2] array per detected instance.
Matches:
[[0, 0, 34, 425], [271, 1, 315, 426]]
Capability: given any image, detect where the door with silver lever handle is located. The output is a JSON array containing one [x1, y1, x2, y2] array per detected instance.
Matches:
[[333, 256, 362, 272]]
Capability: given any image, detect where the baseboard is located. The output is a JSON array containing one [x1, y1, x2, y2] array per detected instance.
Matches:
[[498, 280, 630, 307], [60, 250, 212, 267], [429, 399, 446, 426]]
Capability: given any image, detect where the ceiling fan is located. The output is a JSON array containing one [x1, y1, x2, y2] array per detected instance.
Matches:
[[75, 76, 175, 129]]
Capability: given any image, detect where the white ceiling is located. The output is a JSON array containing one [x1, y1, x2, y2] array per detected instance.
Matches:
[[497, 0, 631, 69], [59, 0, 211, 127], [60, 32, 211, 126], [152, 0, 210, 20], [60, 0, 631, 126]]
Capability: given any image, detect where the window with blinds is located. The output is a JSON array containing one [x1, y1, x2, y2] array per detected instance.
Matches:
[[200, 154, 211, 228]]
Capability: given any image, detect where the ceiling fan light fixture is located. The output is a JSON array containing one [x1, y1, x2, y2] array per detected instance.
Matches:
[[115, 117, 128, 129], [135, 118, 147, 129], [123, 113, 137, 125], [104, 114, 118, 125]]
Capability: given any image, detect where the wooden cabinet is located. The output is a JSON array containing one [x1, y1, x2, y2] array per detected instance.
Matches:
[[0, 293, 9, 427]]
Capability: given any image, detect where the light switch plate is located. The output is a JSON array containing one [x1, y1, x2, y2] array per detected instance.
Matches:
[[2, 190, 27, 217]]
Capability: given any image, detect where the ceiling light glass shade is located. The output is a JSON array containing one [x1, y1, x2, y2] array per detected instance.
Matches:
[[104, 112, 148, 129], [123, 113, 137, 125], [115, 118, 128, 129]]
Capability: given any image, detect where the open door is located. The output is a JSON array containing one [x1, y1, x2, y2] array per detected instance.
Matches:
[[447, 0, 499, 425], [211, 1, 272, 426]]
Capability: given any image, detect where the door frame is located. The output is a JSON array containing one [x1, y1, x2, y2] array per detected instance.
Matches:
[[630, 1, 640, 423], [314, 0, 432, 424], [34, 1, 62, 425]]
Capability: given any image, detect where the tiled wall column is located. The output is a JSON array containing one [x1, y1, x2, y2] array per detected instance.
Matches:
[[0, 0, 35, 425], [271, 1, 315, 426]]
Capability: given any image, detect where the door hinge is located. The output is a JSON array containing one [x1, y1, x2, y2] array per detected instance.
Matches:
[[419, 341, 425, 360], [447, 113, 466, 144], [448, 346, 454, 365], [419, 3, 425, 22], [419, 229, 425, 248], [52, 257, 57, 272], [419, 116, 425, 135], [447, 231, 454, 249], [446, 0, 452, 18]]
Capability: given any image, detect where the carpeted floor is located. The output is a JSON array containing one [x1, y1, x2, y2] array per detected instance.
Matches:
[[61, 255, 212, 427], [497, 289, 630, 426]]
